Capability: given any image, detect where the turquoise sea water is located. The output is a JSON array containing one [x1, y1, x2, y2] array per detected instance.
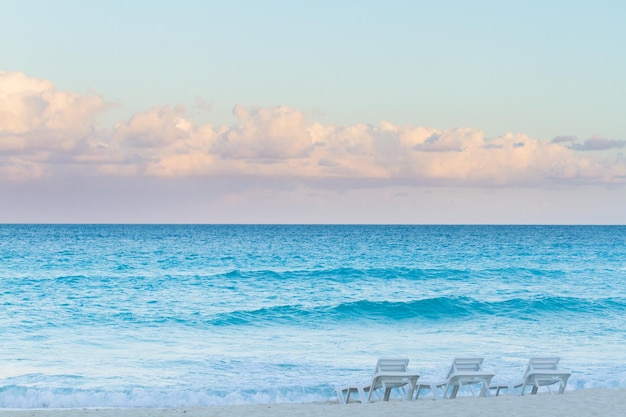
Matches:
[[1, 225, 625, 407]]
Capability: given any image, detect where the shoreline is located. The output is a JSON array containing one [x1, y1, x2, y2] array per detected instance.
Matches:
[[0, 389, 623, 417]]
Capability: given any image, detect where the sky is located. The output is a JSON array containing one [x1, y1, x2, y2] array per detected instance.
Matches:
[[1, 0, 625, 224]]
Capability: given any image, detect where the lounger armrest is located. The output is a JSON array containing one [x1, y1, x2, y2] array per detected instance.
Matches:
[[447, 371, 495, 384], [514, 370, 571, 395], [371, 371, 420, 385], [370, 371, 420, 401], [372, 371, 421, 378]]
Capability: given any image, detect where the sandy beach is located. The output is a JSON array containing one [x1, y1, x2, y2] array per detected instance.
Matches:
[[0, 389, 623, 417]]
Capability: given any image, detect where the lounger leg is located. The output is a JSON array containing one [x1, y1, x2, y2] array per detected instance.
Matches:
[[367, 385, 383, 403], [406, 382, 416, 401], [383, 387, 392, 401], [429, 384, 440, 400], [449, 384, 459, 399], [338, 386, 363, 404], [358, 386, 367, 403], [476, 383, 488, 398], [346, 389, 353, 404], [403, 386, 410, 401], [336, 388, 346, 404]]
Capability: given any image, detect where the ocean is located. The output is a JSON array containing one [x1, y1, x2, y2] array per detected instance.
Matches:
[[1, 224, 625, 408]]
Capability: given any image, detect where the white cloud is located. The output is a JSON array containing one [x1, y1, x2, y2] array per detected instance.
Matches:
[[102, 105, 219, 177], [0, 71, 103, 155], [211, 105, 314, 159], [2, 71, 625, 187]]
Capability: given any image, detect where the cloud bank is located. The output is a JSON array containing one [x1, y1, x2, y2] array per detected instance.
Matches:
[[2, 71, 625, 187]]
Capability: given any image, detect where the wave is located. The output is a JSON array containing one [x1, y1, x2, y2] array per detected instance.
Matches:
[[4, 266, 571, 287], [2, 371, 625, 408], [209, 296, 626, 326], [0, 385, 333, 408], [204, 265, 575, 283], [209, 267, 448, 281]]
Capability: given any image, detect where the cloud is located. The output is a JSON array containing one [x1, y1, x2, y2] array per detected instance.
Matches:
[[0, 71, 104, 181], [2, 71, 626, 187], [551, 135, 578, 144], [0, 71, 103, 154], [211, 105, 314, 159], [414, 128, 483, 152], [551, 135, 626, 151], [572, 136, 626, 151], [99, 105, 219, 177]]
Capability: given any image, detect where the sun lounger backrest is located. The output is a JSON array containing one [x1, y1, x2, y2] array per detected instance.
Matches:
[[375, 358, 409, 373], [445, 357, 484, 378], [528, 357, 560, 373]]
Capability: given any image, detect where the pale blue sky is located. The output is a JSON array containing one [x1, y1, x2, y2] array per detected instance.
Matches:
[[3, 0, 624, 139], [1, 1, 625, 223]]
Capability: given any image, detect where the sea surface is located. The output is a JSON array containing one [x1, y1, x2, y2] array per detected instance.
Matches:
[[1, 224, 625, 408]]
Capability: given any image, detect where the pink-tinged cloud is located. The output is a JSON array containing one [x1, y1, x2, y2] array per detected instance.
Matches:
[[95, 105, 220, 177], [2, 71, 626, 186], [211, 105, 314, 159], [0, 71, 103, 152], [0, 71, 104, 179]]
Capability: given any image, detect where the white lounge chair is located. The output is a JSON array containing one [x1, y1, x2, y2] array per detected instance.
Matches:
[[491, 357, 570, 396], [414, 357, 494, 400], [336, 358, 420, 404]]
